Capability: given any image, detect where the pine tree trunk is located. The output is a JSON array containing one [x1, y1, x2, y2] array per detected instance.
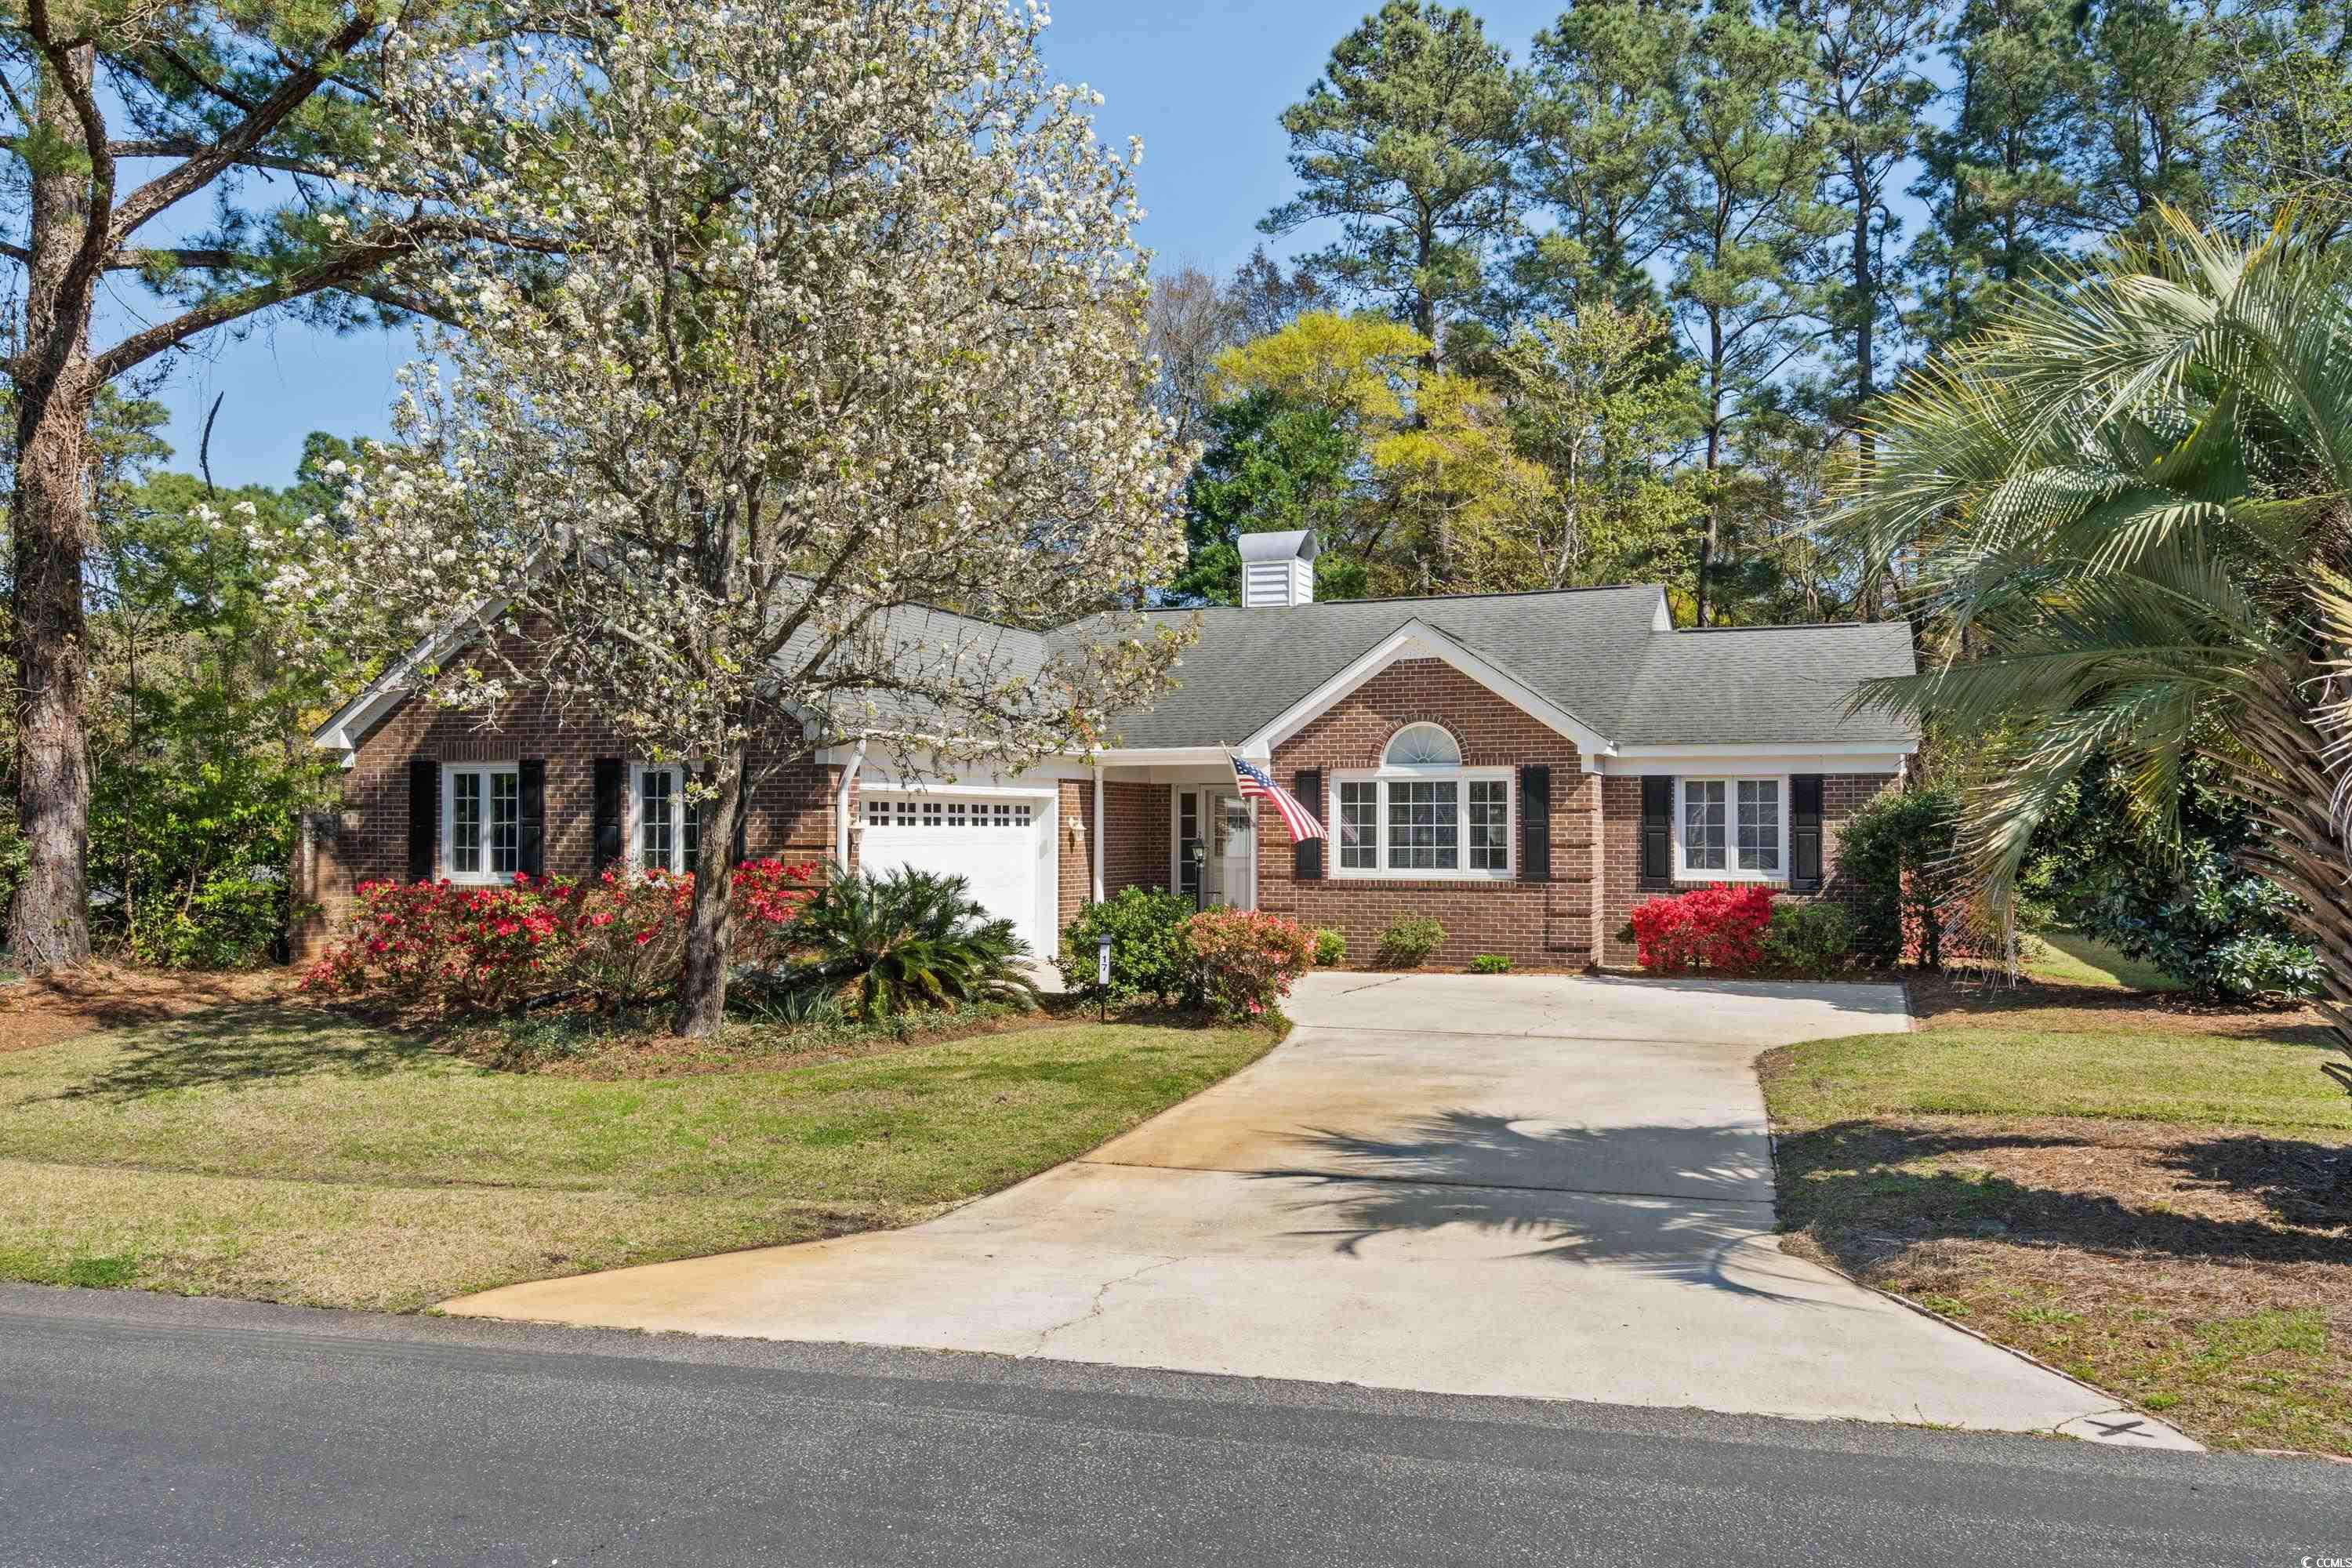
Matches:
[[10, 388, 96, 967], [673, 746, 746, 1037], [9, 47, 100, 967]]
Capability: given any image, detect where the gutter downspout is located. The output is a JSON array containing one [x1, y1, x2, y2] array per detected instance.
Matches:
[[833, 737, 866, 869], [1091, 761, 1105, 903]]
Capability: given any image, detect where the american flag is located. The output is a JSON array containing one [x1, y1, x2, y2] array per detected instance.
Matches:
[[1230, 755, 1327, 843]]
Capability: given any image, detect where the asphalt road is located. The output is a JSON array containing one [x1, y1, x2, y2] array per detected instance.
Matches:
[[1, 1284, 2342, 1567]]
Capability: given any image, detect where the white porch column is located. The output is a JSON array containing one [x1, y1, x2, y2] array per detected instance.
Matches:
[[1091, 764, 1105, 902]]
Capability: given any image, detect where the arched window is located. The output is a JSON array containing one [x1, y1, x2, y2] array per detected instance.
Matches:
[[1331, 724, 1510, 880], [1383, 724, 1461, 768]]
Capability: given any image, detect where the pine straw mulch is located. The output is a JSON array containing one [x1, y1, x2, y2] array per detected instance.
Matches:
[[0, 964, 301, 1054]]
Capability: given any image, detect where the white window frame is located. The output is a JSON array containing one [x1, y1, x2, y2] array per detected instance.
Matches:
[[441, 761, 521, 885], [1671, 774, 1790, 884], [633, 762, 702, 876], [1327, 764, 1515, 882]]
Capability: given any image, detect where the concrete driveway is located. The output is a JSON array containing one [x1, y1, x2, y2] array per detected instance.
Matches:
[[444, 972, 2193, 1446]]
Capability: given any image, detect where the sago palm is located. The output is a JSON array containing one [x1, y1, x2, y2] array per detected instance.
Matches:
[[775, 866, 1040, 1021], [1836, 209, 2352, 1094]]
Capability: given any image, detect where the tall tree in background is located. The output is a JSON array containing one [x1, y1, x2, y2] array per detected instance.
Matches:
[[1904, 0, 2085, 347], [0, 2, 538, 965], [2214, 0, 2352, 234], [2071, 0, 2222, 234], [1146, 264, 1248, 448], [1492, 303, 1702, 592], [1517, 0, 1695, 311], [1783, 0, 1941, 440], [1261, 1, 1526, 372], [1664, 3, 1835, 624]]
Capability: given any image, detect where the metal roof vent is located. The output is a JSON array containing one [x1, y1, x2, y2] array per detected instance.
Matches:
[[1237, 529, 1319, 608]]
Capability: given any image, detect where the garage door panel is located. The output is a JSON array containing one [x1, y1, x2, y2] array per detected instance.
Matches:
[[859, 794, 1049, 953]]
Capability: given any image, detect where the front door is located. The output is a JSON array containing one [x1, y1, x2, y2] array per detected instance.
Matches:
[[1203, 790, 1254, 909]]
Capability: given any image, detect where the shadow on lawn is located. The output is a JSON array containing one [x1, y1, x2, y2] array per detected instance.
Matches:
[[1250, 1109, 1835, 1304], [51, 1002, 443, 1102], [1778, 1120, 2349, 1276]]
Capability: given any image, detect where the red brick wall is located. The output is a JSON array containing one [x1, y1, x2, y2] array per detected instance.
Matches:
[[1596, 771, 1899, 965], [1044, 778, 1171, 956], [1258, 658, 1599, 968], [296, 658, 840, 959], [1102, 781, 1170, 898]]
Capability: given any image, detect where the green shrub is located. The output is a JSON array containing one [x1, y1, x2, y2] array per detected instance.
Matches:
[[771, 866, 1038, 1020], [1760, 900, 1856, 978], [1312, 927, 1346, 966], [126, 873, 289, 970], [1836, 788, 1963, 967], [1468, 953, 1512, 974], [1374, 914, 1446, 968], [1058, 886, 1197, 1005], [2018, 757, 2319, 1001]]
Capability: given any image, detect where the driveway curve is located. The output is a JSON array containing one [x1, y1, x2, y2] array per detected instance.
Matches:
[[444, 971, 2193, 1446]]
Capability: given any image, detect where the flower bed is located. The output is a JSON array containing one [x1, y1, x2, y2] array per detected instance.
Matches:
[[304, 860, 819, 1011]]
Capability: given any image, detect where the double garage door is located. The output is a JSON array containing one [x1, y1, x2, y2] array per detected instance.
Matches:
[[858, 793, 1054, 956]]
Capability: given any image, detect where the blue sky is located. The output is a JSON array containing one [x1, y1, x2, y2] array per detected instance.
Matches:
[[141, 2, 1584, 489]]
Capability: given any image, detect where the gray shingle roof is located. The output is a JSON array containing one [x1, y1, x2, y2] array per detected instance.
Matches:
[[1046, 587, 1916, 753], [1070, 586, 1666, 749], [1616, 622, 1919, 747]]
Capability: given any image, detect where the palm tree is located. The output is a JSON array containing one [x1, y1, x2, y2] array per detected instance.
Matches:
[[1836, 209, 2352, 1094]]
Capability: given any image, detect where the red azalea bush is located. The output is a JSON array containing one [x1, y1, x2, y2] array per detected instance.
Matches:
[[305, 860, 819, 1012], [1183, 908, 1313, 1021], [1627, 884, 1776, 974]]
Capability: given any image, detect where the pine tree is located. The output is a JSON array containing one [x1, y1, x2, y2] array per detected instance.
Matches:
[[1261, 2, 1527, 372], [1517, 0, 1698, 313], [1662, 4, 1837, 625]]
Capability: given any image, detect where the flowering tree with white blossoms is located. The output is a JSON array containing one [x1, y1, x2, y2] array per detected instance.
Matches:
[[265, 0, 1194, 1034]]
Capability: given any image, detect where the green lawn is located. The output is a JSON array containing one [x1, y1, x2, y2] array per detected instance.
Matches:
[[0, 1004, 1273, 1311], [2022, 931, 2185, 993], [1762, 997, 2350, 1455], [1767, 1018, 2351, 1132]]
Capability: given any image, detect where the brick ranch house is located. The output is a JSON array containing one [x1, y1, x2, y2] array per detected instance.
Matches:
[[297, 530, 1918, 968]]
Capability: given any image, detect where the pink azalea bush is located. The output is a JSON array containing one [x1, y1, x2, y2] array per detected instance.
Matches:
[[305, 860, 819, 1012], [1183, 908, 1313, 1021], [1627, 884, 1776, 974]]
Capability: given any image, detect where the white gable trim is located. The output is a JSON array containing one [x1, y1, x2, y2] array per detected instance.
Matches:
[[310, 612, 486, 757], [1240, 619, 1615, 762]]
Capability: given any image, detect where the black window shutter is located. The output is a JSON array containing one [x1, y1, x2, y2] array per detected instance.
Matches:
[[592, 757, 624, 873], [1639, 775, 1674, 890], [406, 758, 437, 883], [1518, 764, 1551, 883], [1790, 774, 1824, 892], [517, 758, 546, 877], [730, 782, 749, 867], [1292, 768, 1323, 880]]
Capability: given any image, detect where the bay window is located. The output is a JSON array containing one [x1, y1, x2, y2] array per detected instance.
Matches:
[[1675, 776, 1784, 880], [1330, 725, 1512, 880]]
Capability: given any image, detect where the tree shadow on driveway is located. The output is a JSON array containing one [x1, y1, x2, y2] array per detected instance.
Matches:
[[1247, 1109, 1843, 1304]]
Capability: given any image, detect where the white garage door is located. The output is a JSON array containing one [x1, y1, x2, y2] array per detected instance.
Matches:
[[857, 793, 1053, 956]]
